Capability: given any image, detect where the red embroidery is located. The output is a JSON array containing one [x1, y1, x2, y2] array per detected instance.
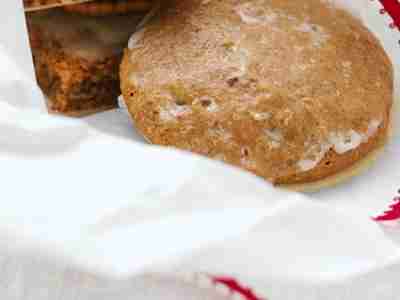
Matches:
[[212, 276, 265, 300], [374, 190, 400, 221], [379, 0, 400, 29]]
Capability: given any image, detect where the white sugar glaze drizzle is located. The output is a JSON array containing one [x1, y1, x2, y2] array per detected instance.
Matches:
[[159, 103, 192, 122], [294, 22, 330, 48], [235, 2, 278, 25], [297, 119, 382, 171], [235, 1, 332, 49], [250, 112, 271, 121]]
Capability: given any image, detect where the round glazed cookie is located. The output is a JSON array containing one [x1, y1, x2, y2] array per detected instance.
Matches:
[[120, 0, 393, 185]]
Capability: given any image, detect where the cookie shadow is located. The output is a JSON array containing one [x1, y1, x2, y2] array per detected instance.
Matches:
[[0, 122, 88, 157], [378, 223, 400, 247], [83, 108, 147, 143]]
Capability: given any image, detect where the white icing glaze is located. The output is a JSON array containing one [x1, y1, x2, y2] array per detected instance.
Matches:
[[237, 48, 250, 76], [235, 2, 278, 25], [265, 128, 283, 142], [206, 102, 219, 113], [297, 119, 382, 172], [270, 140, 281, 149], [320, 0, 363, 19], [298, 142, 331, 172], [159, 103, 191, 122], [250, 111, 271, 121], [364, 119, 381, 141], [328, 130, 364, 154], [264, 128, 284, 149], [342, 60, 352, 80], [294, 22, 330, 48], [227, 47, 250, 79]]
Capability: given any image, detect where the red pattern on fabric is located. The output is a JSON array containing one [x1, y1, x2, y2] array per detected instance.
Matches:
[[212, 277, 265, 300], [374, 197, 400, 221], [379, 0, 400, 28]]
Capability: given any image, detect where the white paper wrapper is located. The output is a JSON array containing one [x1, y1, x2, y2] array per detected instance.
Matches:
[[1, 1, 400, 299]]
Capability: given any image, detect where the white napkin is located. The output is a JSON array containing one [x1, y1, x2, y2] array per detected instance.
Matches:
[[0, 1, 399, 299]]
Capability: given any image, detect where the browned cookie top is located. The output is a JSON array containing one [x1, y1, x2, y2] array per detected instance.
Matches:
[[121, 0, 393, 184], [62, 0, 152, 16]]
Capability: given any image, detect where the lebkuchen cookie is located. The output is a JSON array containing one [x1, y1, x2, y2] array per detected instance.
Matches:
[[27, 9, 143, 115], [120, 0, 393, 185]]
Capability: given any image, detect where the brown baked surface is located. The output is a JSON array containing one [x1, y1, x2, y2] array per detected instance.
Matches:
[[63, 0, 152, 16], [27, 10, 143, 115], [121, 0, 393, 185], [24, 0, 93, 11]]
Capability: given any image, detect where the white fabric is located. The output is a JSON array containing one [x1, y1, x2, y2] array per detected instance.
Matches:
[[0, 0, 399, 299]]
